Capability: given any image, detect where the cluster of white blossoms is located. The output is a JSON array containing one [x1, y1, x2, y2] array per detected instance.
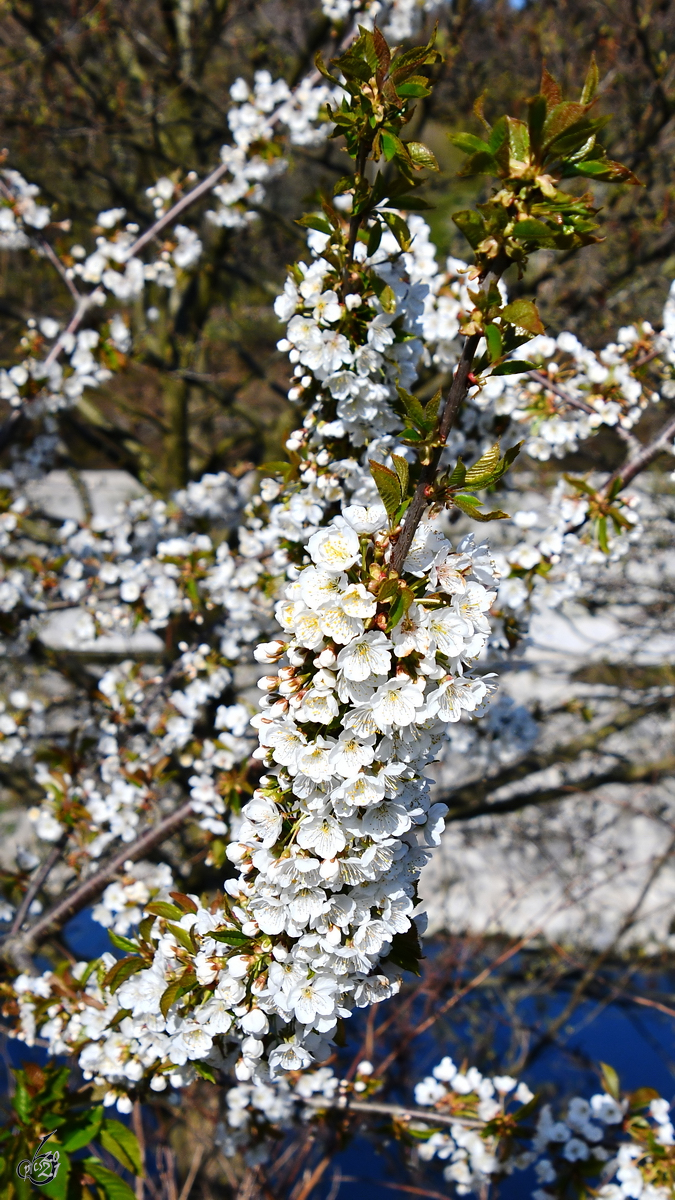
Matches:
[[413, 1056, 536, 1193], [321, 0, 445, 42], [0, 206, 670, 897], [1, 17, 674, 1129], [219, 1054, 675, 1198], [91, 861, 175, 936], [532, 1091, 675, 1200]]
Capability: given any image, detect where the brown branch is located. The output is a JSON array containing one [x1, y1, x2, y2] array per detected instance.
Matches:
[[306, 1098, 484, 1130], [376, 930, 538, 1075], [435, 694, 675, 814], [1, 799, 194, 971], [338, 1178, 462, 1200], [444, 753, 675, 824], [539, 828, 675, 1046], [526, 370, 594, 415], [604, 409, 675, 493], [7, 834, 68, 937], [390, 332, 481, 573]]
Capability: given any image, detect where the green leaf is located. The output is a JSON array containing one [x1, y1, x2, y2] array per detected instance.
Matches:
[[485, 324, 502, 362], [397, 79, 431, 98], [314, 51, 339, 86], [108, 932, 139, 955], [367, 221, 383, 256], [542, 100, 586, 148], [607, 475, 623, 501], [453, 494, 509, 521], [145, 902, 184, 920], [448, 132, 491, 155], [464, 443, 500, 485], [369, 459, 402, 520], [138, 915, 157, 946], [597, 515, 609, 554], [491, 360, 537, 375], [398, 194, 433, 211], [456, 150, 499, 177], [193, 1061, 217, 1084], [388, 586, 414, 630], [391, 454, 409, 498], [568, 158, 640, 183], [510, 218, 554, 241], [501, 298, 545, 335], [381, 131, 406, 162], [39, 1141, 69, 1200], [423, 389, 442, 432], [580, 54, 599, 105], [13, 1075, 32, 1123], [451, 209, 487, 249], [406, 141, 439, 171], [446, 458, 466, 488], [103, 955, 145, 994], [396, 387, 426, 432], [295, 214, 332, 234], [80, 1156, 136, 1200], [600, 1062, 621, 1100], [99, 1118, 143, 1176], [528, 94, 547, 156], [210, 928, 250, 944], [381, 210, 411, 250], [165, 921, 196, 953], [379, 284, 397, 313], [60, 1107, 104, 1152], [386, 924, 423, 975], [159, 979, 183, 1019], [377, 577, 400, 604]]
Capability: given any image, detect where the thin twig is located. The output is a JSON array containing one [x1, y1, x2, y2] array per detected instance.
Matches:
[[291, 1154, 332, 1200], [338, 1177, 455, 1200], [390, 332, 481, 573], [526, 370, 595, 414], [1, 799, 194, 970], [132, 1101, 146, 1200], [305, 1097, 484, 1130], [7, 834, 68, 937], [177, 1144, 204, 1200], [604, 409, 675, 492]]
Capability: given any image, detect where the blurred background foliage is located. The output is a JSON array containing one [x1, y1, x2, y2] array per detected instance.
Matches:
[[0, 0, 673, 492]]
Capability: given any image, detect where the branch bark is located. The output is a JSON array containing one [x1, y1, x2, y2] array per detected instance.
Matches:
[[1, 800, 194, 972], [435, 694, 675, 815], [444, 753, 675, 824], [390, 332, 481, 573], [604, 409, 675, 493]]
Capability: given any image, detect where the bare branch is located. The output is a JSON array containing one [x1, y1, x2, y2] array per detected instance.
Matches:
[[604, 409, 675, 492], [390, 333, 481, 573], [7, 834, 68, 938], [444, 752, 675, 824], [526, 370, 594, 415], [1, 799, 194, 971], [305, 1097, 485, 1130], [435, 694, 675, 814]]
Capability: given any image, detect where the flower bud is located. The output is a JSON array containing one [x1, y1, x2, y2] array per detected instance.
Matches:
[[257, 675, 279, 692], [253, 640, 287, 663]]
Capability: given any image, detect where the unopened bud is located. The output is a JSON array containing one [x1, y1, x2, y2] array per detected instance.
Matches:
[[253, 640, 287, 663], [257, 675, 279, 692]]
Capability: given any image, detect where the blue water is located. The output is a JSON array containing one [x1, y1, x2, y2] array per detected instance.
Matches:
[[3, 912, 675, 1199]]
